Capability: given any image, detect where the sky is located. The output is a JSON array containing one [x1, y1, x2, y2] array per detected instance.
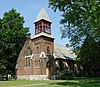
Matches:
[[0, 0, 69, 46]]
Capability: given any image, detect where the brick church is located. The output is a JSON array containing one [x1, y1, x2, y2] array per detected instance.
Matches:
[[16, 8, 76, 80]]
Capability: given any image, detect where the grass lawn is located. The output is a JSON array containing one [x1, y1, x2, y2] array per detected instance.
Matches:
[[0, 77, 100, 87]]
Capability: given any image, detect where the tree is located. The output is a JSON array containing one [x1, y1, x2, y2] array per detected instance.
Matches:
[[0, 9, 29, 79], [77, 37, 100, 76], [49, 0, 100, 76], [49, 0, 100, 48]]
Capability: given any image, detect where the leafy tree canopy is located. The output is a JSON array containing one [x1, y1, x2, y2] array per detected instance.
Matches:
[[49, 0, 100, 48], [0, 8, 29, 76], [49, 0, 100, 76]]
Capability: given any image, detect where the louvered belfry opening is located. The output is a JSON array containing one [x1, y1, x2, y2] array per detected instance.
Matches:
[[34, 8, 52, 35], [35, 20, 51, 35]]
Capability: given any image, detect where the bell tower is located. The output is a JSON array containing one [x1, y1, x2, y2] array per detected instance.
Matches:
[[32, 8, 55, 76]]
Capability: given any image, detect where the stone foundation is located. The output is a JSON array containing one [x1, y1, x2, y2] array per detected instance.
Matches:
[[17, 75, 48, 80]]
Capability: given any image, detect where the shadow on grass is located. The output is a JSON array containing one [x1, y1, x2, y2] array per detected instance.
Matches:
[[50, 82, 81, 87], [49, 78, 100, 87]]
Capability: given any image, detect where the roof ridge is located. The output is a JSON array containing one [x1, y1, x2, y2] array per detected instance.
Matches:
[[54, 44, 73, 52], [55, 44, 66, 47]]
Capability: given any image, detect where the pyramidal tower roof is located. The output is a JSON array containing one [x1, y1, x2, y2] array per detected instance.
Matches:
[[34, 8, 52, 23]]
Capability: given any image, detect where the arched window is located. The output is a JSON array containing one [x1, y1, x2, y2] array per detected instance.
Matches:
[[47, 46, 50, 54], [35, 60, 40, 67], [25, 47, 33, 67], [36, 46, 40, 54], [26, 47, 32, 56], [25, 57, 30, 67]]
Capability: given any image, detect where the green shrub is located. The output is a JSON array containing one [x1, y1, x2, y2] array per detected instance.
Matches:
[[56, 69, 73, 80]]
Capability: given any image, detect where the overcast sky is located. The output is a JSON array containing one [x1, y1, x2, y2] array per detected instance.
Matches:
[[0, 0, 69, 46]]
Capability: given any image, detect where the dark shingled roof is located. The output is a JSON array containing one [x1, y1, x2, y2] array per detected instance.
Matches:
[[54, 44, 76, 60]]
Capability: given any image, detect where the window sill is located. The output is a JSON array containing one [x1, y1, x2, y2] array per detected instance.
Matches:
[[24, 67, 30, 71], [34, 67, 40, 69]]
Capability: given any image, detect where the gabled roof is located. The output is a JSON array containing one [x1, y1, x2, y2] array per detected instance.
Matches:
[[34, 8, 52, 23], [54, 44, 76, 60]]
